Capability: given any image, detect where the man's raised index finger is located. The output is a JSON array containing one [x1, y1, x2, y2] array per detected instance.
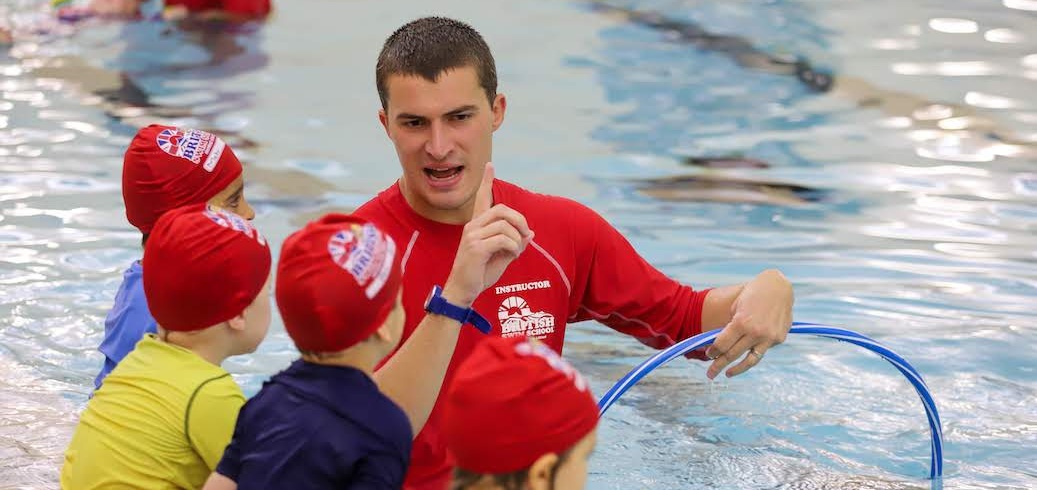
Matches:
[[472, 162, 495, 217]]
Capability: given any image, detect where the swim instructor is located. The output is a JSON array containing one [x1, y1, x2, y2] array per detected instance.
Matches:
[[356, 16, 795, 490]]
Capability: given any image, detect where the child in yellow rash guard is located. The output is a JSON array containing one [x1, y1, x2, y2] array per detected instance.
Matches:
[[62, 204, 272, 490], [63, 336, 245, 488]]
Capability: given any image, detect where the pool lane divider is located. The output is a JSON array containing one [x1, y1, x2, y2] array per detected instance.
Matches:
[[596, 322, 944, 479]]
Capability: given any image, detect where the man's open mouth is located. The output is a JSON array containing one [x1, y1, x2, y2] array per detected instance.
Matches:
[[424, 166, 463, 180]]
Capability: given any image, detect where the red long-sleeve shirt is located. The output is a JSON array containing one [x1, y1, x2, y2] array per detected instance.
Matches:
[[356, 179, 710, 490]]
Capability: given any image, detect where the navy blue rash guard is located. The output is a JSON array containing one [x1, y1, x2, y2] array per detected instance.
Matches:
[[216, 360, 412, 489]]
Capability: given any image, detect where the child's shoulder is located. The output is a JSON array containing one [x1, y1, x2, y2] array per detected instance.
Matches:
[[113, 336, 240, 395], [261, 362, 410, 438]]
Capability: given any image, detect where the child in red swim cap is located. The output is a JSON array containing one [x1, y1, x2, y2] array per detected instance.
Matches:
[[63, 204, 273, 489], [444, 336, 600, 490], [94, 124, 254, 390], [204, 214, 411, 489]]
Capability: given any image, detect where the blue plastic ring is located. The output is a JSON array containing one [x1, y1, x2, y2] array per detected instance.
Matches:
[[596, 322, 944, 479]]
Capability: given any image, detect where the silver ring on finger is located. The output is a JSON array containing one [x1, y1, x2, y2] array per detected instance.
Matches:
[[748, 347, 764, 360]]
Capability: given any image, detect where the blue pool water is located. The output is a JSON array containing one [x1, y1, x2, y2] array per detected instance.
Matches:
[[1, 0, 1034, 488]]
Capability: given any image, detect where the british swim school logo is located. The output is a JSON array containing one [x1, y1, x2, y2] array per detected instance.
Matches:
[[498, 296, 555, 340], [155, 127, 223, 172], [328, 223, 397, 299], [156, 128, 184, 155], [203, 207, 266, 245]]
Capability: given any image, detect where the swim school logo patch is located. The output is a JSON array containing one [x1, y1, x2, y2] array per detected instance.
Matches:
[[155, 127, 224, 172], [204, 207, 266, 245], [328, 223, 397, 299], [498, 296, 556, 340]]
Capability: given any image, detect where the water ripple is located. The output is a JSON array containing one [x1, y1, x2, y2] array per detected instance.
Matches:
[[0, 0, 1034, 488]]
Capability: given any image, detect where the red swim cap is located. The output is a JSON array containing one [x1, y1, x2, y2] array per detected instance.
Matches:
[[276, 214, 403, 353], [143, 204, 271, 332], [443, 336, 600, 474], [122, 125, 243, 235]]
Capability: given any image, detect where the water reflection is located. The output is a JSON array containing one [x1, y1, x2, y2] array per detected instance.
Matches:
[[984, 28, 1025, 44], [582, 1, 1036, 488], [1003, 0, 1037, 12], [872, 38, 919, 51], [927, 18, 978, 34], [8, 13, 338, 203], [891, 61, 998, 76], [0, 0, 1035, 488], [963, 91, 1020, 109], [587, 2, 1037, 177]]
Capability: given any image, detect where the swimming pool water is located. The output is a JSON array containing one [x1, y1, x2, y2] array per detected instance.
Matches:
[[1, 0, 1034, 488]]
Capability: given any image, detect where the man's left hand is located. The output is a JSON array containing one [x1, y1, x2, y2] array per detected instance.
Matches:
[[704, 269, 793, 379]]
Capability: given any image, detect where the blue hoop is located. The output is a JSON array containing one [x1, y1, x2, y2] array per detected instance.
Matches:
[[596, 322, 944, 479]]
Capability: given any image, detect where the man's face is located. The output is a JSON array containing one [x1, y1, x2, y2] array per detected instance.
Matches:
[[379, 66, 505, 224]]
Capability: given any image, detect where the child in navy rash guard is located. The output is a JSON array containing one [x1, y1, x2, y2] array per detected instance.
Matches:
[[213, 358, 412, 488], [204, 214, 410, 490]]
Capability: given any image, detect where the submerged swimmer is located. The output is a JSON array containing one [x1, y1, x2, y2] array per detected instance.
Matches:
[[591, 2, 1036, 159], [589, 1, 834, 93], [636, 172, 824, 206]]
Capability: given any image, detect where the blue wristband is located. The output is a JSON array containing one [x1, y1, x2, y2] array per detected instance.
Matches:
[[423, 285, 492, 334]]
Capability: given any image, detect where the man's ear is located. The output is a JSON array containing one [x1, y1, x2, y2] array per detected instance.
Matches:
[[526, 452, 560, 490], [491, 93, 507, 132], [379, 109, 391, 137]]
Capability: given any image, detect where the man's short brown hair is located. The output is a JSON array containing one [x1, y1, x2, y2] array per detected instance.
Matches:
[[376, 16, 498, 110]]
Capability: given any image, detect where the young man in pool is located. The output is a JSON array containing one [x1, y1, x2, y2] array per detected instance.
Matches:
[[357, 16, 795, 490], [94, 124, 255, 389]]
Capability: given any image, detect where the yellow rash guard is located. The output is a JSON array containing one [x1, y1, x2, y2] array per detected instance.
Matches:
[[62, 335, 245, 489]]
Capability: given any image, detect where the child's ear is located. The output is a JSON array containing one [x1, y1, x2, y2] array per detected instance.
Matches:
[[526, 452, 560, 490], [373, 322, 394, 343], [226, 314, 247, 332]]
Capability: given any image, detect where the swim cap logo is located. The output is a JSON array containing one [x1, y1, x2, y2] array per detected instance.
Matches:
[[156, 128, 184, 155], [155, 127, 223, 172], [204, 207, 266, 245], [328, 223, 397, 299], [515, 340, 588, 392]]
